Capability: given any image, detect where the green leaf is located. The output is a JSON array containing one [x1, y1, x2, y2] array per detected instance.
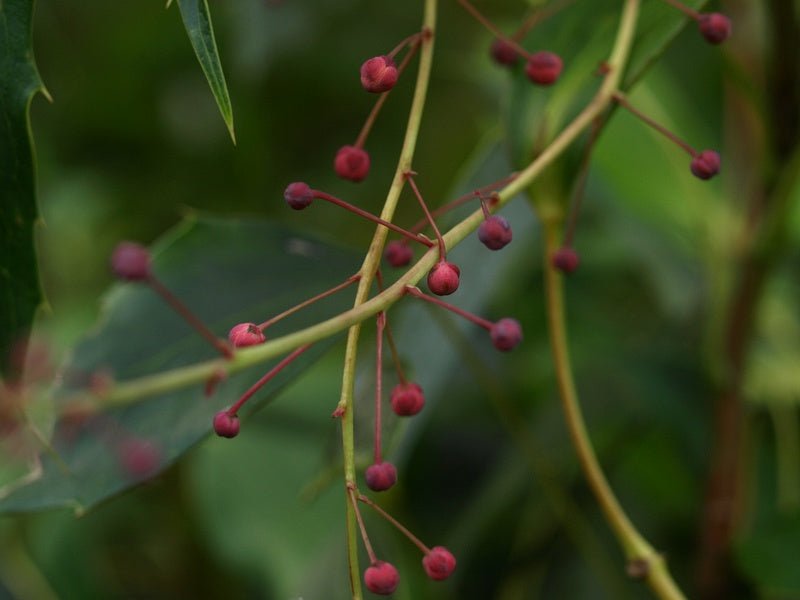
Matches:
[[176, 0, 236, 143], [0, 0, 48, 377], [0, 216, 358, 514]]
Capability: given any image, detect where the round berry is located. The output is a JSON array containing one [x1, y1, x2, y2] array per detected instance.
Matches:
[[698, 13, 732, 45], [552, 247, 580, 273], [365, 461, 397, 492], [118, 438, 160, 479], [111, 242, 151, 281], [228, 323, 266, 348], [360, 56, 398, 93], [384, 241, 413, 268], [490, 318, 523, 352], [364, 561, 399, 595], [390, 382, 425, 416], [477, 215, 513, 250], [284, 181, 314, 210], [422, 546, 457, 581], [213, 411, 240, 438], [427, 261, 460, 296], [334, 145, 371, 182], [690, 150, 721, 180], [525, 51, 563, 86], [490, 38, 519, 66]]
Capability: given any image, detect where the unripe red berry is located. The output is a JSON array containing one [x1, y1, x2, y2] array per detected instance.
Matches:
[[422, 546, 457, 581], [334, 145, 371, 182], [111, 242, 151, 281], [490, 38, 519, 66], [525, 51, 563, 86], [490, 318, 523, 352], [698, 13, 732, 45], [360, 56, 398, 93], [390, 382, 425, 416], [384, 241, 413, 268], [365, 461, 397, 492], [228, 323, 266, 348], [427, 261, 461, 296], [478, 215, 513, 250], [690, 150, 721, 180], [284, 181, 314, 210], [364, 561, 400, 595], [552, 247, 580, 273], [118, 438, 160, 478], [213, 411, 240, 438]]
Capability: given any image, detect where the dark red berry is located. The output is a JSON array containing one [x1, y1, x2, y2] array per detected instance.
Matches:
[[360, 56, 398, 93], [284, 182, 314, 210], [213, 411, 240, 438], [364, 561, 400, 595], [365, 461, 397, 492], [422, 546, 457, 581], [228, 323, 266, 348], [490, 38, 519, 66], [490, 318, 523, 352], [427, 261, 460, 296], [525, 51, 563, 86], [698, 13, 732, 45], [384, 241, 413, 268], [390, 382, 425, 416], [334, 145, 371, 182], [552, 247, 580, 273], [690, 150, 721, 180], [118, 438, 160, 479], [478, 215, 513, 250], [111, 242, 151, 281]]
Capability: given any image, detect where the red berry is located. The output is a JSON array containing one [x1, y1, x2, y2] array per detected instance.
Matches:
[[525, 51, 563, 86], [111, 242, 151, 281], [118, 438, 160, 479], [390, 382, 425, 416], [698, 13, 732, 45], [427, 261, 460, 296], [360, 56, 398, 93], [490, 38, 519, 66], [690, 150, 721, 180], [364, 561, 400, 595], [365, 461, 397, 492], [334, 145, 371, 182], [213, 411, 240, 438], [284, 182, 314, 210], [490, 318, 523, 352], [422, 546, 457, 581], [552, 247, 580, 273], [384, 241, 413, 268], [228, 323, 266, 348], [477, 215, 513, 250]]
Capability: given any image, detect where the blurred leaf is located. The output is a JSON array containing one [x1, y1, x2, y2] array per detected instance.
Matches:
[[736, 513, 800, 597]]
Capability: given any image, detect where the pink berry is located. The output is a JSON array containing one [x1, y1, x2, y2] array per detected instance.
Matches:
[[213, 411, 240, 438], [365, 461, 397, 492], [490, 318, 523, 352], [690, 150, 721, 180], [552, 247, 580, 273], [118, 438, 160, 479], [525, 51, 563, 86], [111, 242, 151, 281], [364, 561, 400, 595], [334, 145, 371, 182], [477, 215, 513, 250], [422, 546, 457, 581], [698, 13, 732, 45], [284, 181, 314, 210], [490, 38, 519, 66], [228, 323, 266, 348], [427, 261, 460, 296], [360, 56, 398, 93], [390, 382, 425, 416], [384, 241, 413, 268]]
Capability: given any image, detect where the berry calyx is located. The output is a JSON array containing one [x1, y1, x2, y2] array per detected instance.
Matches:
[[490, 38, 519, 66], [477, 215, 513, 250], [334, 145, 371, 182], [228, 323, 266, 348], [525, 51, 563, 85], [364, 561, 400, 595], [365, 461, 397, 492], [390, 382, 425, 416], [422, 546, 457, 581], [690, 150, 721, 180], [384, 241, 413, 268], [490, 318, 523, 352], [111, 242, 151, 281], [552, 247, 580, 273], [427, 261, 461, 296], [361, 56, 399, 93], [698, 13, 732, 45], [284, 181, 315, 210], [213, 411, 240, 438]]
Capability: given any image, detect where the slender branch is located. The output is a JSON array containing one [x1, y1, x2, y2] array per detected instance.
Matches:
[[258, 275, 360, 331], [357, 493, 431, 554]]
